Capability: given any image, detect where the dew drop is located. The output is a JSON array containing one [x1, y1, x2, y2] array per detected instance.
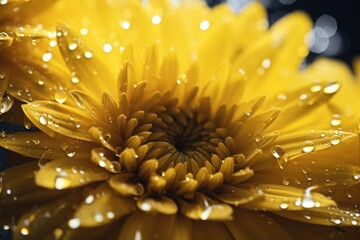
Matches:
[[271, 145, 284, 159], [102, 43, 112, 53], [42, 52, 52, 62], [84, 51, 93, 59], [65, 147, 76, 158], [261, 58, 271, 69], [0, 95, 14, 114], [151, 15, 162, 25], [330, 114, 342, 127], [330, 135, 341, 145], [330, 218, 341, 225], [200, 20, 210, 31], [71, 76, 80, 84], [55, 177, 71, 190], [20, 227, 29, 236], [121, 21, 131, 30], [106, 211, 115, 219], [39, 114, 48, 125], [351, 220, 358, 226], [55, 90, 67, 104], [68, 43, 78, 51], [279, 203, 289, 210], [140, 202, 152, 211], [94, 213, 104, 223], [323, 82, 340, 94], [75, 122, 81, 129], [68, 218, 80, 229], [302, 141, 315, 153], [54, 228, 63, 239], [310, 85, 322, 92], [301, 186, 317, 209], [282, 178, 290, 186]]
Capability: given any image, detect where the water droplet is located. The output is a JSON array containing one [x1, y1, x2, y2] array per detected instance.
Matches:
[[65, 147, 76, 158], [20, 227, 29, 236], [80, 28, 88, 35], [84, 51, 93, 59], [351, 220, 358, 226], [330, 114, 342, 127], [106, 211, 115, 219], [310, 85, 322, 92], [151, 15, 162, 25], [39, 114, 48, 125], [71, 76, 80, 84], [330, 218, 341, 225], [271, 145, 284, 159], [42, 52, 52, 62], [282, 178, 290, 186], [140, 202, 152, 211], [102, 43, 112, 53], [278, 202, 288, 209], [301, 186, 317, 209], [55, 90, 67, 104], [55, 177, 71, 190], [121, 21, 131, 30], [68, 218, 80, 229], [68, 43, 78, 51], [261, 58, 271, 69], [94, 213, 104, 223], [0, 96, 14, 114], [330, 135, 341, 145], [75, 122, 81, 128], [323, 82, 340, 94], [200, 20, 210, 31], [302, 141, 315, 153], [353, 173, 360, 180]]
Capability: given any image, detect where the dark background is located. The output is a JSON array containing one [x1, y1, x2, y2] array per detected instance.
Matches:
[[207, 0, 360, 67]]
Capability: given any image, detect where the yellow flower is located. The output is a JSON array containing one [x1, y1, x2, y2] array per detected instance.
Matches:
[[1, 0, 360, 239], [0, 0, 57, 115]]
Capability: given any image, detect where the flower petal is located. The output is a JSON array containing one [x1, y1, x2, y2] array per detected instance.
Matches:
[[118, 211, 192, 240], [35, 158, 111, 190], [241, 184, 336, 211], [275, 206, 360, 226], [177, 192, 233, 220], [0, 162, 66, 206], [22, 100, 96, 141], [0, 132, 68, 159], [137, 195, 178, 215], [109, 173, 144, 197], [74, 183, 135, 227], [13, 194, 79, 240], [57, 23, 115, 99], [225, 208, 293, 240], [268, 130, 356, 167], [212, 184, 263, 206]]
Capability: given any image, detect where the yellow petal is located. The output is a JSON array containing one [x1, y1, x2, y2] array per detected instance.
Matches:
[[0, 162, 65, 206], [118, 211, 192, 240], [178, 192, 233, 220], [137, 195, 178, 215], [56, 23, 115, 99], [242, 184, 336, 211], [35, 158, 111, 190], [109, 173, 144, 196], [74, 183, 135, 227], [276, 206, 360, 226], [14, 194, 79, 240], [22, 100, 96, 141], [0, 132, 68, 159], [212, 184, 263, 206]]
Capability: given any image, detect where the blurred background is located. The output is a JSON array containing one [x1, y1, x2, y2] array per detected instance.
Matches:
[[208, 0, 360, 67]]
